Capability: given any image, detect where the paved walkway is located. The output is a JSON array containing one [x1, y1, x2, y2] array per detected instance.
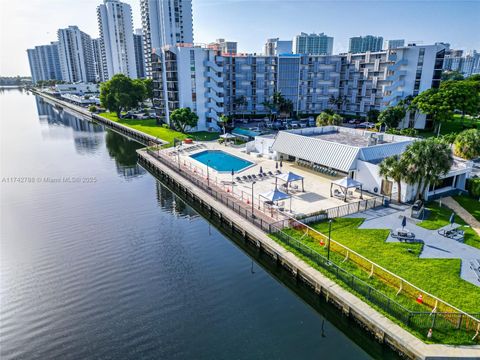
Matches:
[[442, 196, 480, 237], [346, 204, 480, 286]]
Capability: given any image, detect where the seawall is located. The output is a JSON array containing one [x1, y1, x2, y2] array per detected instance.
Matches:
[[137, 148, 480, 360]]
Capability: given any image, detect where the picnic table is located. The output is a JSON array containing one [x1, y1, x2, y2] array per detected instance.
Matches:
[[438, 228, 465, 242], [391, 228, 416, 242]]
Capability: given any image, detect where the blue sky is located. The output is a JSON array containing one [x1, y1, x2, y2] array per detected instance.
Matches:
[[1, 0, 479, 76]]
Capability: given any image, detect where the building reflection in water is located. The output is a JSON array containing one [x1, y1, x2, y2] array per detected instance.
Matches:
[[155, 181, 198, 219], [34, 95, 145, 179], [104, 129, 146, 179]]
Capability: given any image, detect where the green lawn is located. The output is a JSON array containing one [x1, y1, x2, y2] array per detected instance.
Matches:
[[453, 195, 480, 222], [418, 114, 480, 138], [418, 202, 480, 249], [270, 217, 480, 344], [98, 112, 220, 146]]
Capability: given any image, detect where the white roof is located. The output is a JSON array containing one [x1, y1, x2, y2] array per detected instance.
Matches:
[[276, 171, 304, 182], [359, 141, 412, 163], [333, 177, 363, 188], [259, 188, 291, 202], [272, 131, 360, 172]]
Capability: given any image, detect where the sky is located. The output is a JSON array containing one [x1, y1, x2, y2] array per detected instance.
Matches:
[[1, 0, 479, 76]]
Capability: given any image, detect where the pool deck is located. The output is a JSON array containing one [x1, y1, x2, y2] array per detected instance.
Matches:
[[164, 141, 372, 216]]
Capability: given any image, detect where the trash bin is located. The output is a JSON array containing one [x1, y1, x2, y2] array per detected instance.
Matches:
[[383, 198, 390, 207]]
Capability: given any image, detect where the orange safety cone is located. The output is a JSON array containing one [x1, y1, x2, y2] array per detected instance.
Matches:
[[416, 294, 423, 304]]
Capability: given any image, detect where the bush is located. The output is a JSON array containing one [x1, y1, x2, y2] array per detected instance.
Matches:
[[88, 105, 97, 113], [161, 123, 169, 129], [467, 177, 480, 198], [386, 128, 418, 137], [454, 129, 480, 159]]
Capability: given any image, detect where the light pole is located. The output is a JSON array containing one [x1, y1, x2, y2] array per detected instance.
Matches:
[[251, 181, 256, 218], [207, 160, 210, 187], [327, 219, 332, 263]]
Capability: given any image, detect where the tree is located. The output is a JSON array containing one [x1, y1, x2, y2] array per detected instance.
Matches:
[[170, 107, 198, 132], [234, 95, 247, 119], [410, 88, 453, 136], [367, 109, 380, 123], [316, 112, 343, 126], [454, 129, 480, 160], [261, 100, 273, 121], [378, 105, 406, 129], [328, 95, 348, 112], [401, 138, 453, 200], [218, 114, 229, 134], [100, 74, 144, 117], [379, 155, 406, 202], [441, 70, 464, 81], [142, 78, 153, 102], [439, 80, 480, 118]]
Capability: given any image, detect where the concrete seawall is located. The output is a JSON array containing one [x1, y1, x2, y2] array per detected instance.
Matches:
[[30, 89, 166, 146], [138, 149, 480, 360]]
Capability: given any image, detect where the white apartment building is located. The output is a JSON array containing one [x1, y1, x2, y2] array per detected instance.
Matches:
[[92, 38, 105, 82], [153, 45, 223, 131], [140, 0, 194, 77], [97, 0, 137, 80], [264, 38, 292, 56], [27, 42, 62, 84], [57, 26, 96, 83]]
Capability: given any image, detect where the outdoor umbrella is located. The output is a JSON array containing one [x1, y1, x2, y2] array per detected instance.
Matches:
[[449, 212, 455, 228], [259, 166, 263, 174], [280, 160, 283, 168], [401, 216, 407, 229], [275, 162, 278, 169], [231, 169, 234, 184]]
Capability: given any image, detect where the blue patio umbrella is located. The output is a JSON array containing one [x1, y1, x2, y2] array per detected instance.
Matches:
[[401, 216, 407, 229], [449, 212, 455, 227]]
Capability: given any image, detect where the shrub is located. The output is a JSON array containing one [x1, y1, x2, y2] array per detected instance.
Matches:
[[467, 177, 480, 198], [88, 105, 97, 113], [454, 129, 480, 159], [386, 128, 418, 137], [161, 123, 169, 129]]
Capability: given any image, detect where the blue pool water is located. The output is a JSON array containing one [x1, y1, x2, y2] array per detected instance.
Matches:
[[190, 150, 254, 172]]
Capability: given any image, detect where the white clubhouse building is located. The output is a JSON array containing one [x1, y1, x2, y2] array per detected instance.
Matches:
[[269, 126, 472, 202]]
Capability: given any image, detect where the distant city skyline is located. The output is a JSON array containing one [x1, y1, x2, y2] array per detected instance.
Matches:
[[1, 0, 479, 76]]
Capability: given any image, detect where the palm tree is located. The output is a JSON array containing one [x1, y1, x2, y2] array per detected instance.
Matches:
[[234, 95, 247, 120], [328, 95, 348, 113], [378, 155, 406, 202], [261, 100, 273, 121], [218, 114, 229, 134], [401, 138, 453, 200]]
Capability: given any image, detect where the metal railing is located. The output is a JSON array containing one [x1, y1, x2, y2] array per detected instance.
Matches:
[[324, 195, 385, 219], [269, 218, 480, 339], [144, 146, 278, 233]]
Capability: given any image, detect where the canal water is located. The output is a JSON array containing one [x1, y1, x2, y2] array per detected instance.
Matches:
[[0, 89, 399, 359]]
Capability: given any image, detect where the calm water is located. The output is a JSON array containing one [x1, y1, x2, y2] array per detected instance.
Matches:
[[0, 89, 399, 359]]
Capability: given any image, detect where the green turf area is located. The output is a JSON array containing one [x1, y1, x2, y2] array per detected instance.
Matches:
[[188, 131, 220, 141], [98, 112, 220, 146], [418, 115, 480, 138], [453, 195, 480, 222], [270, 218, 480, 344], [418, 202, 480, 249]]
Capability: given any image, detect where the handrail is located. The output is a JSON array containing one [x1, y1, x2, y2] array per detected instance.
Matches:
[[279, 211, 480, 324]]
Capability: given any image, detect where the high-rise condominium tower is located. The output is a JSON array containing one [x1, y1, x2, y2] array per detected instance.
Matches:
[[57, 26, 96, 83], [293, 32, 334, 55], [140, 0, 194, 77], [349, 35, 384, 53], [97, 0, 137, 80]]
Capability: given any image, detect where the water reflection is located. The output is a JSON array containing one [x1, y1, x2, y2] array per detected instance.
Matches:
[[34, 95, 145, 179], [155, 181, 198, 219], [105, 129, 146, 178]]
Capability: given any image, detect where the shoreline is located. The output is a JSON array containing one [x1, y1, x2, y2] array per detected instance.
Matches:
[[32, 89, 480, 359]]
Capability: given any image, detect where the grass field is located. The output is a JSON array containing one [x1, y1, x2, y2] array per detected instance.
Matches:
[[453, 195, 480, 222], [418, 114, 480, 138], [270, 217, 480, 344], [418, 201, 480, 249], [98, 112, 219, 146]]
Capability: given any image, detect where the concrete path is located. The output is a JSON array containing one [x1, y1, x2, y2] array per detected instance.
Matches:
[[346, 204, 480, 286], [442, 196, 480, 237]]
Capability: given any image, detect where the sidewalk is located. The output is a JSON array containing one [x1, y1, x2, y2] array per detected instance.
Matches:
[[442, 197, 480, 237]]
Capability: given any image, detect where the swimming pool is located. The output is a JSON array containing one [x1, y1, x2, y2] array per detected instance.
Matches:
[[190, 150, 254, 173]]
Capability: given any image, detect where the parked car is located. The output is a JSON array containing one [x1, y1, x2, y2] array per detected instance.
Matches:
[[357, 121, 375, 129]]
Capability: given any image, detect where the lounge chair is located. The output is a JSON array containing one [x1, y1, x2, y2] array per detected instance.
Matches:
[[236, 176, 242, 182], [268, 171, 274, 176], [252, 175, 257, 180], [276, 170, 282, 175], [247, 175, 253, 181], [242, 176, 248, 181]]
